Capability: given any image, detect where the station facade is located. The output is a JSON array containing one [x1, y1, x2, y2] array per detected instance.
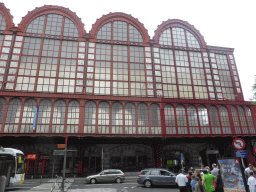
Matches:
[[0, 3, 256, 177]]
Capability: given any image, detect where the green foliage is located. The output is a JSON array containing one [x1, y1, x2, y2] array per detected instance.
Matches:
[[251, 76, 256, 105]]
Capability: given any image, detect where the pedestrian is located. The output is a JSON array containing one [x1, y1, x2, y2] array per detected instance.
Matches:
[[211, 163, 219, 191], [176, 169, 188, 192], [191, 175, 196, 192], [247, 172, 256, 192], [187, 170, 193, 192], [195, 169, 202, 180], [202, 169, 216, 192], [211, 163, 219, 177], [195, 177, 205, 192], [245, 164, 254, 181]]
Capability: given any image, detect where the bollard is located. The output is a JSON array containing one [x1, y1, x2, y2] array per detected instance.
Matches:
[[0, 175, 7, 192], [74, 174, 76, 183], [40, 175, 42, 184]]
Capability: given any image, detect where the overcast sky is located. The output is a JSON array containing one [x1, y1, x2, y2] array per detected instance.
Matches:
[[2, 0, 256, 101]]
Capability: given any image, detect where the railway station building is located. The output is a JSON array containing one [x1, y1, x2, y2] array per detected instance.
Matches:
[[0, 3, 255, 177]]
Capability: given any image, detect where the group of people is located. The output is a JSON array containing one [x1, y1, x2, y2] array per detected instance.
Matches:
[[175, 164, 223, 192], [245, 164, 256, 192]]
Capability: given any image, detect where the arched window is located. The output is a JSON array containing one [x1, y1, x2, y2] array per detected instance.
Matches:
[[5, 98, 22, 133], [67, 100, 79, 133], [37, 99, 52, 133], [176, 105, 187, 134], [138, 103, 149, 134], [9, 11, 84, 94], [112, 102, 123, 134], [198, 105, 210, 134], [245, 107, 255, 134], [231, 106, 241, 134], [20, 99, 37, 133], [219, 106, 231, 134], [238, 106, 248, 134], [0, 14, 6, 31], [209, 105, 221, 134], [124, 103, 136, 134], [150, 104, 161, 134], [187, 105, 199, 134], [164, 104, 176, 134], [52, 100, 66, 133], [26, 14, 78, 37], [84, 101, 96, 133], [97, 21, 143, 43], [159, 27, 200, 48], [98, 102, 110, 134]]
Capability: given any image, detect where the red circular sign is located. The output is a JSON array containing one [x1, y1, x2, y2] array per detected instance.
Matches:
[[253, 147, 256, 153], [232, 138, 246, 150]]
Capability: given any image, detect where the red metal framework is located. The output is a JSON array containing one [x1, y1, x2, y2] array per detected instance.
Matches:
[[0, 3, 255, 139]]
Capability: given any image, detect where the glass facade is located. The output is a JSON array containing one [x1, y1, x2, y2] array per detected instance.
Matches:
[[0, 4, 254, 137]]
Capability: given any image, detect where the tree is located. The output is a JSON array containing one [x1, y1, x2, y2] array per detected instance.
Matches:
[[251, 75, 256, 105]]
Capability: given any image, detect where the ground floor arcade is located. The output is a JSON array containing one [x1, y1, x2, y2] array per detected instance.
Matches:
[[0, 136, 255, 178]]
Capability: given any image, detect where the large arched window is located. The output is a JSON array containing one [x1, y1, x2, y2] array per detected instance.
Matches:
[[0, 98, 6, 131], [98, 102, 110, 134], [67, 100, 79, 133], [219, 106, 231, 134], [138, 103, 149, 134], [209, 105, 221, 134], [164, 104, 176, 134], [198, 105, 210, 134], [245, 107, 255, 134], [176, 105, 187, 134], [20, 99, 37, 133], [238, 106, 248, 134], [231, 106, 241, 134], [7, 12, 85, 94], [84, 101, 96, 133], [52, 100, 66, 133], [4, 98, 22, 133], [187, 105, 199, 134], [37, 99, 52, 133], [112, 102, 123, 134], [150, 104, 161, 134], [124, 103, 136, 134]]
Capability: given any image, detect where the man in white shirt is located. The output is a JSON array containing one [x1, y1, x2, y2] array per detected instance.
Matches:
[[245, 164, 254, 180], [175, 169, 188, 192], [247, 172, 256, 192]]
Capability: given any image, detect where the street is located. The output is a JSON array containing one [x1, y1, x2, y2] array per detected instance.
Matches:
[[6, 176, 180, 192]]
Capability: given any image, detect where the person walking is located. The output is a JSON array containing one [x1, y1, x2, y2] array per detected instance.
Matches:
[[211, 163, 219, 177], [202, 169, 216, 192], [176, 169, 188, 192], [247, 172, 256, 192], [245, 164, 254, 181], [195, 177, 205, 192]]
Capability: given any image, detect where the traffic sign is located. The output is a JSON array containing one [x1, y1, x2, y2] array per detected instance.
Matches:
[[235, 150, 248, 158], [232, 138, 246, 150], [254, 147, 256, 153]]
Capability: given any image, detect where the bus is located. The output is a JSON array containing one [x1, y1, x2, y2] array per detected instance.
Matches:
[[0, 147, 25, 188]]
